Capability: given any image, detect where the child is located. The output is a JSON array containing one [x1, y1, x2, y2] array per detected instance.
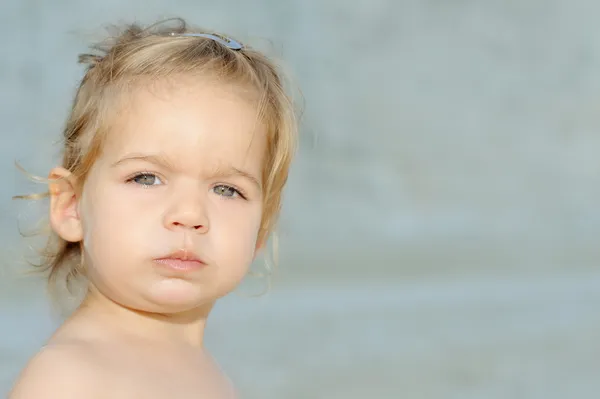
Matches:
[[9, 17, 298, 399]]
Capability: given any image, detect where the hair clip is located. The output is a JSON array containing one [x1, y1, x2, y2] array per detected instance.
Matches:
[[169, 32, 244, 50]]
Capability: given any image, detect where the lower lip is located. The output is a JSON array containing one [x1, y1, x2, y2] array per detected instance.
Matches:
[[154, 258, 206, 272]]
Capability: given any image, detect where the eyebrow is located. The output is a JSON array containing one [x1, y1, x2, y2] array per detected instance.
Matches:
[[111, 153, 175, 170], [210, 165, 263, 191], [112, 153, 262, 190]]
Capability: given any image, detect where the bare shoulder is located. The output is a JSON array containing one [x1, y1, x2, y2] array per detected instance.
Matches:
[[8, 342, 104, 399]]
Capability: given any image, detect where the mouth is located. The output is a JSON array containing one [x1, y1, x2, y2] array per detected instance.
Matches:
[[154, 249, 207, 272]]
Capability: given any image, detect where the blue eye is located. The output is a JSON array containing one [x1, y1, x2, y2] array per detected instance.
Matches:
[[129, 173, 162, 186], [213, 184, 243, 198]]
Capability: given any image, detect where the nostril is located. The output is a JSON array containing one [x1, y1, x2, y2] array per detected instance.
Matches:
[[171, 222, 205, 230]]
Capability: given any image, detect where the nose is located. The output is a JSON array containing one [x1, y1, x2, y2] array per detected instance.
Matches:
[[163, 189, 209, 233]]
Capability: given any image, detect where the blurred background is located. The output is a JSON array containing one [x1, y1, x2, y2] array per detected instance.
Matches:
[[2, 0, 600, 398]]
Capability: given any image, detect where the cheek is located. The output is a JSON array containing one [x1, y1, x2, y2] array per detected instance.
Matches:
[[211, 204, 262, 263], [80, 203, 115, 269], [79, 192, 97, 257], [79, 186, 141, 266]]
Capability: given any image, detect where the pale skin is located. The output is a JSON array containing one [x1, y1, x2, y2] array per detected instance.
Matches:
[[9, 77, 268, 398]]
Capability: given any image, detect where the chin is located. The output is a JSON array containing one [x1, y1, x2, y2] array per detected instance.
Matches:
[[141, 281, 221, 314]]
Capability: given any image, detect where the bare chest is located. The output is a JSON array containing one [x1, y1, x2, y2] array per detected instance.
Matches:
[[95, 349, 236, 399]]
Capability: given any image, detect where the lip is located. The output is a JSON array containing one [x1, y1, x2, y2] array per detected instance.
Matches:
[[154, 249, 207, 272]]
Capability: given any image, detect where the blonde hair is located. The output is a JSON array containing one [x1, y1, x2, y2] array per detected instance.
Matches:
[[15, 18, 298, 297]]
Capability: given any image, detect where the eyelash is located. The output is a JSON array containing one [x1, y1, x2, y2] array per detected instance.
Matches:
[[125, 172, 248, 200], [215, 184, 247, 200], [125, 171, 163, 187]]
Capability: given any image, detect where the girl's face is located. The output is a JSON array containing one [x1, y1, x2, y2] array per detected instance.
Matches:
[[69, 79, 266, 313]]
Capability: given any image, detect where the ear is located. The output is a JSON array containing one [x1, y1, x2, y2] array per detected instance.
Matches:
[[48, 167, 83, 243], [253, 232, 266, 261], [253, 226, 279, 261], [253, 242, 264, 261]]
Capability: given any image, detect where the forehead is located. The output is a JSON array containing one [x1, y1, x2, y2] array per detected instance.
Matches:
[[99, 78, 267, 172]]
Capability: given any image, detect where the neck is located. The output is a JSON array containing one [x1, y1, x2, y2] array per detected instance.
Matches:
[[67, 284, 214, 348]]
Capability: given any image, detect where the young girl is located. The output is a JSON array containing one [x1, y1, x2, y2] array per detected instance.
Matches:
[[9, 17, 297, 398]]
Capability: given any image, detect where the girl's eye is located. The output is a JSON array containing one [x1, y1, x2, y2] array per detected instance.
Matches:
[[129, 173, 162, 186], [213, 184, 243, 198]]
